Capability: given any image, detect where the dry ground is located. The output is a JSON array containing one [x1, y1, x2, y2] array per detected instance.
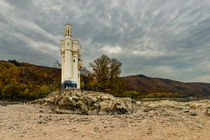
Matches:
[[0, 100, 210, 140]]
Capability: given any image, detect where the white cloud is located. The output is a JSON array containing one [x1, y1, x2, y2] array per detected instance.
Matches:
[[101, 46, 123, 54]]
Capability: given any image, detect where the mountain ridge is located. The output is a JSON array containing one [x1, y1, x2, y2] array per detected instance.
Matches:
[[122, 74, 210, 97]]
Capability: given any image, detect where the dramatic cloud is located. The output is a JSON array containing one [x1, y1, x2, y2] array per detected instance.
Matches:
[[0, 0, 210, 82]]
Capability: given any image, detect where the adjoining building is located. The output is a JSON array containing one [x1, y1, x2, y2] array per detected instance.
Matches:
[[60, 24, 82, 89]]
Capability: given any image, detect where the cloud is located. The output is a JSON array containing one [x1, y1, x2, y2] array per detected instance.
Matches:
[[0, 0, 210, 82], [101, 46, 123, 54]]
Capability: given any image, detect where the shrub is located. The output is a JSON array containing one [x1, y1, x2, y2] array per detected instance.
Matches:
[[122, 91, 140, 99], [1, 84, 21, 99], [39, 85, 50, 96]]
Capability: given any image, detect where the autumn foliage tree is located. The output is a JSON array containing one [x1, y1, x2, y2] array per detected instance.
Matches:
[[89, 55, 126, 96]]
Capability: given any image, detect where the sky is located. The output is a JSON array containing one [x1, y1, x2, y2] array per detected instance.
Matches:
[[0, 0, 210, 83]]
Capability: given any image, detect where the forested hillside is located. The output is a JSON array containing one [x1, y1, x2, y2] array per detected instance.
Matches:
[[0, 60, 60, 99], [122, 74, 210, 97]]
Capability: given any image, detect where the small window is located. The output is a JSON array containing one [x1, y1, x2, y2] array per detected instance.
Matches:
[[67, 43, 69, 45], [73, 59, 75, 62]]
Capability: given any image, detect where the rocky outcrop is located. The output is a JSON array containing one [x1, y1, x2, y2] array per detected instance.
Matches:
[[31, 89, 140, 115]]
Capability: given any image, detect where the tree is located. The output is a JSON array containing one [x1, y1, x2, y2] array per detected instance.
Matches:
[[109, 58, 122, 88], [8, 59, 20, 66], [90, 55, 111, 90], [89, 55, 126, 96], [80, 67, 92, 90]]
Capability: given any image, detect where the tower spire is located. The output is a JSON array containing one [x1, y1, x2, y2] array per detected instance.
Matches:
[[65, 24, 72, 37]]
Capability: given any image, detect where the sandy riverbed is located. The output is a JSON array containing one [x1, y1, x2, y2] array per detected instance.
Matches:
[[0, 100, 210, 140]]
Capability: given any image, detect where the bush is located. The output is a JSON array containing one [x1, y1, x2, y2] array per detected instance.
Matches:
[[1, 84, 21, 99], [122, 91, 140, 99], [144, 92, 185, 98], [39, 85, 51, 98]]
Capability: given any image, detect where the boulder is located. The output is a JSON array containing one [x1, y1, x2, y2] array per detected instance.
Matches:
[[31, 89, 139, 115]]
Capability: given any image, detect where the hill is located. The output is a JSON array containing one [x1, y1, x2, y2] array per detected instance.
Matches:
[[0, 60, 61, 99], [122, 74, 210, 97], [1, 60, 210, 99]]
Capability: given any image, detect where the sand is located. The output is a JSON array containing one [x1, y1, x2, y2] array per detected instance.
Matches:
[[0, 100, 210, 140]]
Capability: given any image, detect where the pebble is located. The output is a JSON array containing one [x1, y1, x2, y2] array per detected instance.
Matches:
[[64, 122, 69, 125], [55, 118, 65, 121], [190, 112, 197, 116], [20, 134, 24, 137], [197, 124, 203, 129], [37, 120, 42, 124], [184, 110, 189, 113], [37, 120, 46, 124], [94, 127, 99, 131]]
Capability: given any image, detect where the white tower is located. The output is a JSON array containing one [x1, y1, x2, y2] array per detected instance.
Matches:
[[60, 24, 82, 89]]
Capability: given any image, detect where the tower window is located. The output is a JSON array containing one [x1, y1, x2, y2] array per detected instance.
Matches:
[[68, 30, 69, 35], [67, 43, 69, 45]]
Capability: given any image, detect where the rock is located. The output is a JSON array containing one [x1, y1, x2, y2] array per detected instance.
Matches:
[[31, 89, 140, 115], [37, 120, 43, 124], [190, 112, 197, 116], [197, 124, 203, 129], [183, 110, 189, 113], [205, 107, 210, 117], [43, 116, 51, 121], [68, 128, 73, 131], [94, 127, 99, 131], [55, 118, 65, 121]]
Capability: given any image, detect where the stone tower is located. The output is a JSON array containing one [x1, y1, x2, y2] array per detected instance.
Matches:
[[60, 24, 82, 89]]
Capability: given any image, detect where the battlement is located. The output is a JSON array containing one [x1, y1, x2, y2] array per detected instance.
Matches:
[[73, 40, 80, 45]]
